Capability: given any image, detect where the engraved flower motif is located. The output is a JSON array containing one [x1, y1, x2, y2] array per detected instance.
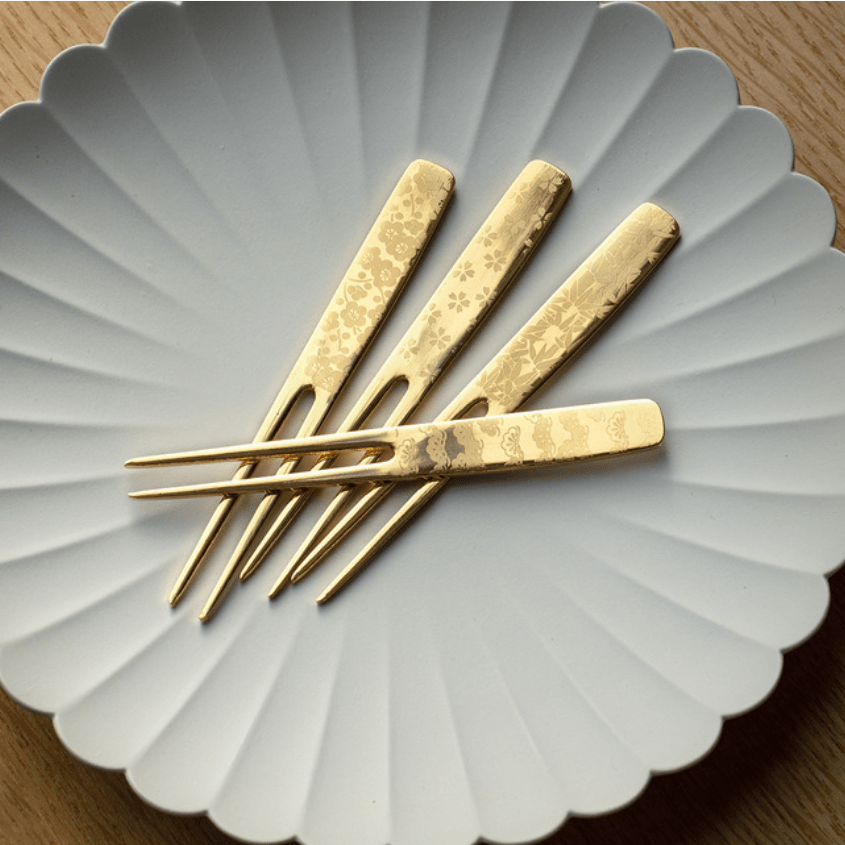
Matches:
[[346, 284, 369, 301], [412, 165, 449, 197], [452, 261, 475, 282], [305, 344, 348, 392], [340, 301, 368, 329], [484, 251, 505, 272], [403, 217, 425, 237], [358, 246, 383, 271], [402, 321, 450, 363], [501, 426, 524, 464], [512, 181, 536, 207], [384, 232, 417, 262], [321, 311, 340, 332], [372, 260, 400, 289], [529, 210, 550, 232], [558, 412, 589, 456], [478, 226, 498, 248], [452, 422, 484, 467], [400, 337, 421, 362], [503, 211, 531, 240], [448, 291, 470, 312], [395, 438, 422, 474], [426, 325, 450, 351], [477, 418, 502, 437], [424, 427, 450, 469], [424, 304, 442, 324], [377, 216, 419, 262], [528, 413, 555, 461], [378, 219, 406, 248], [539, 172, 565, 193], [606, 411, 630, 447]]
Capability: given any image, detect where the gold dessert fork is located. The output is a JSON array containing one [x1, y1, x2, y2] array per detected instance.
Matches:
[[127, 399, 664, 489], [165, 160, 454, 607]]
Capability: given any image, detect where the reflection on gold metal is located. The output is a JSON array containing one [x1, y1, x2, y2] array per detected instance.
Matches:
[[128, 399, 664, 491], [164, 160, 454, 614], [228, 161, 572, 596], [308, 203, 680, 603]]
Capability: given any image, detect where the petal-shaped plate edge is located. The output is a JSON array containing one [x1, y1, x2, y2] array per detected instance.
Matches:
[[0, 3, 842, 845]]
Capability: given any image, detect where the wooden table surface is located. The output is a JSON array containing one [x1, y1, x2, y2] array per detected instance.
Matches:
[[1, 3, 844, 844]]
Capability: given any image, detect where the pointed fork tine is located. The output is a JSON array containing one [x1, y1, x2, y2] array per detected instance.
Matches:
[[129, 460, 394, 499], [285, 485, 360, 582], [316, 479, 446, 603], [288, 480, 391, 588], [126, 426, 385, 467], [165, 382, 307, 606]]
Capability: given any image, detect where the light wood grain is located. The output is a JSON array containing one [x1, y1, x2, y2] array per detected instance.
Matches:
[[0, 3, 844, 844]]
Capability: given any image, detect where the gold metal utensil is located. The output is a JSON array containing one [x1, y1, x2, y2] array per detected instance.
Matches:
[[165, 160, 454, 610], [222, 161, 571, 606], [290, 202, 680, 602], [127, 399, 664, 490]]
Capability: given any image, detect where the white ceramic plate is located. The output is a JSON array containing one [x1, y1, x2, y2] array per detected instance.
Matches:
[[1, 3, 844, 844]]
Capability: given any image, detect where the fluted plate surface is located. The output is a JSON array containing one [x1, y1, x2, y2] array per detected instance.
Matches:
[[1, 3, 844, 844]]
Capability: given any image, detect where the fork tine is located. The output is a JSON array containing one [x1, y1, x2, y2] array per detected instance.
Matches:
[[126, 426, 386, 467], [130, 460, 395, 499], [286, 483, 390, 588], [316, 479, 446, 603], [166, 383, 307, 605]]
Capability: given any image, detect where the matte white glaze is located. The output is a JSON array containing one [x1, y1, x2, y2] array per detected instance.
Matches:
[[0, 3, 842, 844]]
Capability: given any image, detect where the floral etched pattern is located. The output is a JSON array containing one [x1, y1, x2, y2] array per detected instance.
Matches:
[[394, 161, 571, 370], [501, 426, 525, 465], [448, 291, 471, 313], [391, 400, 663, 477], [469, 204, 680, 415], [298, 160, 454, 397]]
